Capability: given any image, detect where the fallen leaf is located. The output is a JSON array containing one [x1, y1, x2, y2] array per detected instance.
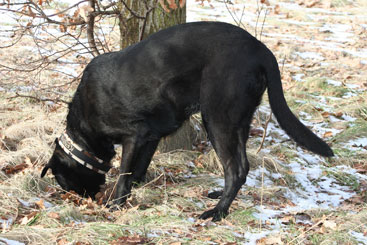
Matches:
[[250, 128, 264, 137], [322, 220, 337, 230], [57, 239, 69, 245], [3, 162, 28, 175], [48, 212, 60, 219], [111, 235, 150, 245], [323, 131, 333, 138], [75, 242, 91, 245], [20, 211, 38, 225], [281, 215, 294, 224], [274, 4, 280, 14], [35, 199, 45, 210], [59, 24, 67, 33]]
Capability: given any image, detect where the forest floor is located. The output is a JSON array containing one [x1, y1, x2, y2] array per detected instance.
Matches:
[[1, 0, 367, 244]]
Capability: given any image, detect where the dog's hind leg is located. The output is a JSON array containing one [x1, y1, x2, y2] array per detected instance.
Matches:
[[199, 118, 252, 221], [199, 69, 265, 221]]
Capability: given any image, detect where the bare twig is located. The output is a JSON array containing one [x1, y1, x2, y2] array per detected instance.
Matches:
[[259, 8, 268, 41], [256, 112, 272, 154], [9, 92, 69, 104], [120, 0, 146, 20], [87, 0, 100, 56]]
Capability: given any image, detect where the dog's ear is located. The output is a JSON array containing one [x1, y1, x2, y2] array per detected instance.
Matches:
[[41, 138, 60, 178], [41, 165, 50, 178]]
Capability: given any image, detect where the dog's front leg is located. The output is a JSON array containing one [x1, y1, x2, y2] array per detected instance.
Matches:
[[112, 137, 140, 206]]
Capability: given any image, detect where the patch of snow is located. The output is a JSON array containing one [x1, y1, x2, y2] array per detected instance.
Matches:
[[299, 111, 312, 120], [0, 217, 14, 230], [186, 161, 195, 168], [17, 199, 31, 207], [334, 165, 367, 181], [244, 230, 277, 245], [56, 64, 79, 77], [146, 232, 160, 238], [263, 32, 367, 58], [342, 114, 357, 122], [293, 73, 305, 82], [326, 79, 342, 87], [0, 238, 25, 245], [349, 230, 367, 244], [347, 138, 367, 151], [283, 162, 354, 212], [311, 122, 342, 136], [10, 86, 36, 93], [319, 24, 353, 43], [345, 83, 360, 89], [253, 207, 281, 221], [296, 100, 307, 105], [195, 201, 204, 209], [320, 62, 331, 67], [295, 51, 324, 60], [215, 178, 225, 187], [342, 91, 357, 98], [245, 174, 259, 187], [278, 2, 350, 15], [280, 19, 315, 26], [297, 151, 322, 165], [187, 217, 196, 223], [329, 115, 343, 123]]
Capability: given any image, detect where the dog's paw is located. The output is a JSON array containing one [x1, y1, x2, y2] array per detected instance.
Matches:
[[106, 198, 127, 212], [106, 203, 122, 212], [199, 208, 228, 222]]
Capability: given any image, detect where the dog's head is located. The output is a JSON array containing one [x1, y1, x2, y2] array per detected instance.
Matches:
[[41, 141, 105, 198]]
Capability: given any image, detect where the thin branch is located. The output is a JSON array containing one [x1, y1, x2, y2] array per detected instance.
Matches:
[[45, 0, 88, 18], [9, 92, 69, 104], [256, 112, 272, 154], [259, 8, 268, 41], [120, 0, 146, 19], [139, 7, 154, 41], [87, 0, 100, 56]]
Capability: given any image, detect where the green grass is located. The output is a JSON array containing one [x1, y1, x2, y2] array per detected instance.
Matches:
[[324, 169, 360, 191], [331, 120, 367, 144], [227, 208, 257, 226]]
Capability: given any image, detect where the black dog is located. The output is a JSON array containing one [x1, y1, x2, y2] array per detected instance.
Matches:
[[41, 21, 333, 221]]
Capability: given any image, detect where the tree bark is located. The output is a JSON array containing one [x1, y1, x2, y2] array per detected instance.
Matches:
[[117, 0, 205, 152], [118, 0, 186, 49]]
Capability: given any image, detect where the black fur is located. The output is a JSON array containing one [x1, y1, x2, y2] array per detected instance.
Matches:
[[42, 21, 333, 221]]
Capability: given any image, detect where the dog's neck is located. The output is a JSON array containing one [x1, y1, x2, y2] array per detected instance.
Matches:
[[66, 99, 116, 163]]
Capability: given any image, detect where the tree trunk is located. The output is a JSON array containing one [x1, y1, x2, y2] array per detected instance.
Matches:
[[118, 0, 186, 49], [117, 0, 205, 152]]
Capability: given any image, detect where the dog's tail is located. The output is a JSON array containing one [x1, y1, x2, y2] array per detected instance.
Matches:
[[263, 51, 334, 157]]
